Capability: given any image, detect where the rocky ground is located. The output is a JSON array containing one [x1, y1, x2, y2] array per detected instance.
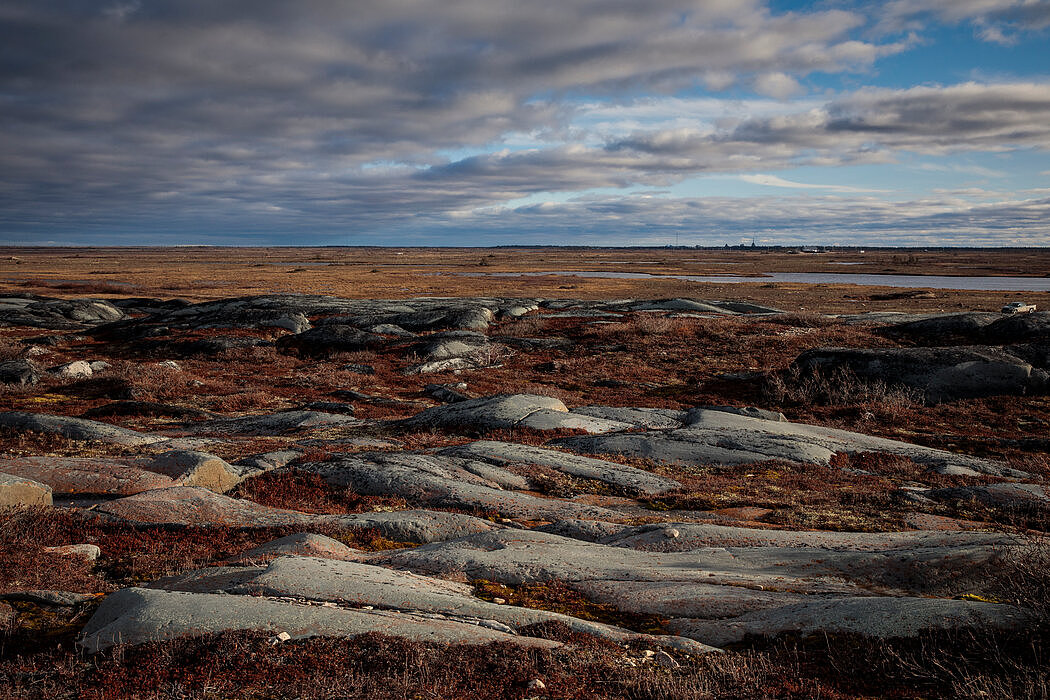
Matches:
[[1, 291, 1048, 699]]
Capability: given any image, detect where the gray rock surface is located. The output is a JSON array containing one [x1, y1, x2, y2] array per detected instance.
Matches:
[[226, 534, 364, 564], [139, 450, 243, 493], [438, 441, 681, 496], [0, 457, 176, 496], [0, 359, 40, 386], [518, 409, 636, 434], [570, 406, 687, 429], [79, 587, 560, 653], [300, 452, 617, 520], [883, 312, 1002, 341], [667, 597, 1028, 647], [0, 472, 53, 506], [276, 325, 382, 358], [793, 346, 1047, 401], [400, 394, 569, 431], [0, 411, 162, 446], [381, 528, 1007, 598], [95, 487, 497, 542], [983, 311, 1050, 343], [187, 410, 363, 435], [0, 296, 123, 330], [552, 408, 1014, 476], [232, 449, 303, 477], [150, 556, 715, 653]]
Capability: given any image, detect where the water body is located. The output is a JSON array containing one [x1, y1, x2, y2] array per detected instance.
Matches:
[[458, 271, 1050, 291]]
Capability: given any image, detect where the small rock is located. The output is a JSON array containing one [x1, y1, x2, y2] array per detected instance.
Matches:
[[49, 360, 93, 378], [339, 363, 375, 375], [157, 360, 181, 370], [492, 597, 507, 605], [527, 679, 546, 690], [652, 650, 680, 668], [44, 544, 101, 562], [269, 631, 292, 645], [424, 383, 471, 403]]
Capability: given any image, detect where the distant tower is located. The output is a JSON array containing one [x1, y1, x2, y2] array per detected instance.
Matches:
[[751, 238, 756, 248]]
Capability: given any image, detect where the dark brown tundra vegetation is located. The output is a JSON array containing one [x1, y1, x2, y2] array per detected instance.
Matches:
[[0, 258, 1048, 699]]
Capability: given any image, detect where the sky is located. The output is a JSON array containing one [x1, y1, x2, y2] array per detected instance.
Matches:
[[1, 0, 1049, 247]]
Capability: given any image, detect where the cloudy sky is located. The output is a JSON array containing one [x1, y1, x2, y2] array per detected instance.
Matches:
[[2, 0, 1049, 246]]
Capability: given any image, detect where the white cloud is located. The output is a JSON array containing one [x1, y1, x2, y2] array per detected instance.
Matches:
[[738, 174, 889, 193], [753, 73, 804, 99]]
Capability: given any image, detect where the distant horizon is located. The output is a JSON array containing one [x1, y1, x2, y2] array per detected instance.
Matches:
[[2, 1, 1048, 247], [4, 243, 1050, 251]]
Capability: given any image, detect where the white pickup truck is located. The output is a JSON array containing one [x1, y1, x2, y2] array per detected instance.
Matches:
[[1002, 301, 1037, 314]]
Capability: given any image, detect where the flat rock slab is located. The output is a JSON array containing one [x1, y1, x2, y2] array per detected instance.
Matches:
[[300, 452, 618, 521], [79, 587, 560, 653], [667, 597, 1028, 647], [0, 412, 162, 446], [572, 579, 818, 620], [517, 409, 636, 434], [380, 528, 1006, 598], [400, 394, 568, 432], [0, 457, 176, 496], [153, 556, 714, 654], [226, 534, 364, 565], [0, 472, 53, 506], [439, 441, 681, 496], [184, 411, 364, 436], [552, 408, 1015, 476], [94, 487, 496, 543], [570, 407, 688, 429], [592, 521, 1011, 553]]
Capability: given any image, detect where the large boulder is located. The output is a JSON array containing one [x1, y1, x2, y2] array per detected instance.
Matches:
[[0, 360, 39, 386], [0, 472, 53, 506], [983, 311, 1050, 343], [792, 346, 1047, 401], [275, 325, 382, 358], [139, 450, 243, 493], [882, 312, 1002, 343]]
